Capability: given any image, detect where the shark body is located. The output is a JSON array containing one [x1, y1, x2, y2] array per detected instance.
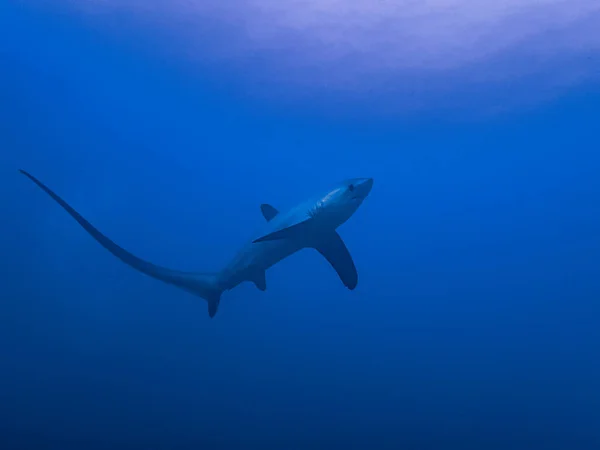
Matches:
[[20, 170, 373, 317]]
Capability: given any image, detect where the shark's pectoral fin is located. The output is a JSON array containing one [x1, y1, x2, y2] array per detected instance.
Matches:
[[260, 204, 279, 221], [314, 232, 358, 290], [252, 271, 267, 291], [252, 217, 314, 243]]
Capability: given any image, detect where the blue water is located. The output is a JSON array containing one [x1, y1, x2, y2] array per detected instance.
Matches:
[[2, 2, 600, 449]]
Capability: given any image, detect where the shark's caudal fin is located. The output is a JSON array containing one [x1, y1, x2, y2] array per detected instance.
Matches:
[[19, 170, 222, 318]]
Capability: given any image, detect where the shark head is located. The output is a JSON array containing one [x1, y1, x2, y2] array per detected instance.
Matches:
[[309, 177, 374, 228]]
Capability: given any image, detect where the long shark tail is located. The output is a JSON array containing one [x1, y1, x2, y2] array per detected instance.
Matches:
[[19, 169, 222, 318]]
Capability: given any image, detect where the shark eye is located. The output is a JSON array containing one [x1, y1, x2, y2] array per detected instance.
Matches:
[[348, 184, 355, 192]]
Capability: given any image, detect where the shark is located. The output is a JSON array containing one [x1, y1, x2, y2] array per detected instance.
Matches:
[[19, 170, 373, 318]]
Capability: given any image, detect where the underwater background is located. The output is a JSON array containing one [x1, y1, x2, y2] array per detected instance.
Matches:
[[1, 1, 600, 449]]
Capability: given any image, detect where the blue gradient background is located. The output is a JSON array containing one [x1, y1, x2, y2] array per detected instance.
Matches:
[[1, 2, 600, 449]]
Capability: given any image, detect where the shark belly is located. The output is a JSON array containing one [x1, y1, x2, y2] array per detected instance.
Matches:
[[217, 238, 304, 291]]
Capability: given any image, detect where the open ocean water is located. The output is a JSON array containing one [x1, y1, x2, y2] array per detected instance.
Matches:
[[2, 1, 600, 449]]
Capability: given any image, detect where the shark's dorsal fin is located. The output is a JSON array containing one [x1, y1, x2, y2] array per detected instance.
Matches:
[[260, 204, 279, 221], [313, 232, 358, 290], [252, 217, 314, 243]]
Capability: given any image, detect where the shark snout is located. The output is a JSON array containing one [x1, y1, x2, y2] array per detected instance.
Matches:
[[355, 177, 373, 198]]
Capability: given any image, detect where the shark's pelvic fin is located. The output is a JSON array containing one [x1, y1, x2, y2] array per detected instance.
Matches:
[[207, 297, 220, 318], [252, 217, 314, 243], [260, 204, 279, 221], [252, 271, 267, 291], [19, 169, 222, 317], [313, 232, 358, 290]]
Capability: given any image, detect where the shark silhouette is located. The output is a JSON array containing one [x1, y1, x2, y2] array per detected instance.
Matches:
[[20, 170, 373, 317]]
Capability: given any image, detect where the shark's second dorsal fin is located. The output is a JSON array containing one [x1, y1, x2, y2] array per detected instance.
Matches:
[[260, 204, 279, 221]]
